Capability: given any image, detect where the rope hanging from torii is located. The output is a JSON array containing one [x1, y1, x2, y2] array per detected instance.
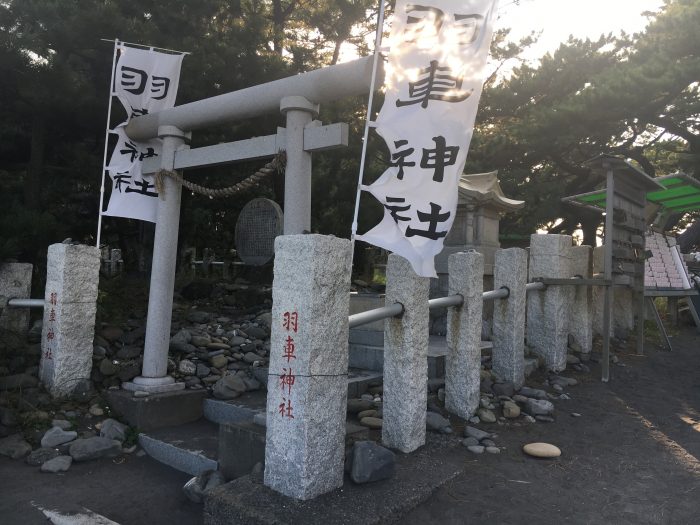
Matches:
[[153, 151, 286, 199]]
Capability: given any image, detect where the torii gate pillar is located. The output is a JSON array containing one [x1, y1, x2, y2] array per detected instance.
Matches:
[[123, 125, 189, 393], [280, 96, 319, 234]]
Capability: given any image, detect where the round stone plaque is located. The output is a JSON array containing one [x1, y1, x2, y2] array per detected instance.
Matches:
[[235, 198, 283, 266]]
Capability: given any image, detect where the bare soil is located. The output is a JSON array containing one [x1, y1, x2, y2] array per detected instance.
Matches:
[[404, 327, 700, 525]]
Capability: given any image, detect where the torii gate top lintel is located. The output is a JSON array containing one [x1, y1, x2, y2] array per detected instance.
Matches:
[[125, 56, 380, 142]]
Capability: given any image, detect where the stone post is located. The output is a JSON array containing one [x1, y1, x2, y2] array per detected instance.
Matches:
[[569, 245, 593, 354], [445, 251, 483, 419], [382, 254, 430, 453], [492, 248, 528, 389], [124, 126, 188, 393], [526, 234, 574, 372], [39, 244, 100, 397], [264, 234, 351, 500], [0, 262, 33, 334], [280, 96, 319, 235]]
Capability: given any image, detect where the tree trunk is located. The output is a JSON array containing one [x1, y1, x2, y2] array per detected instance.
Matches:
[[24, 114, 46, 210], [581, 215, 600, 247], [271, 0, 284, 55]]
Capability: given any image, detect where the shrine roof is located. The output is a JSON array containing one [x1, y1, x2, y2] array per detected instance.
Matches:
[[563, 173, 700, 214], [458, 171, 525, 212]]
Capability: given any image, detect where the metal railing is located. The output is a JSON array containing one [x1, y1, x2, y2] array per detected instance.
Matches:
[[348, 280, 550, 329], [7, 298, 45, 309]]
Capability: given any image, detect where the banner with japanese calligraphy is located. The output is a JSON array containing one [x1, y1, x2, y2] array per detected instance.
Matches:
[[102, 44, 184, 223], [357, 0, 498, 277]]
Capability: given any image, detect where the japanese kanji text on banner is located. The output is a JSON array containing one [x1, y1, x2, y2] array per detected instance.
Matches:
[[357, 0, 498, 277], [102, 43, 185, 223]]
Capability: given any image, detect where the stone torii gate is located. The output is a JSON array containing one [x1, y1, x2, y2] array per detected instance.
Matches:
[[118, 57, 378, 395]]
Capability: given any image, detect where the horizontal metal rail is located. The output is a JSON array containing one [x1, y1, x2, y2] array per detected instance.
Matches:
[[7, 298, 45, 309], [347, 278, 603, 330], [348, 302, 404, 329], [532, 277, 610, 287], [483, 287, 510, 300], [428, 294, 464, 309], [526, 281, 546, 292]]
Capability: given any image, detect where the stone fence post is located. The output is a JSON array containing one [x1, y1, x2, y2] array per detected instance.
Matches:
[[39, 243, 101, 397], [569, 245, 593, 355], [492, 248, 528, 389], [0, 262, 33, 334], [264, 234, 351, 500], [526, 234, 573, 372], [445, 251, 483, 420], [382, 254, 430, 453]]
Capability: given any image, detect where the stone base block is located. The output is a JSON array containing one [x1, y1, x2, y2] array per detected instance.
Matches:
[[219, 422, 266, 480], [106, 388, 206, 431]]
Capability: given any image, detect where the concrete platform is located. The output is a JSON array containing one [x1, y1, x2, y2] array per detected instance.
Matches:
[[204, 433, 466, 525], [106, 388, 207, 431]]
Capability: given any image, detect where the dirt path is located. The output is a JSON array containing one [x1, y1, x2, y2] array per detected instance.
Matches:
[[404, 327, 700, 525]]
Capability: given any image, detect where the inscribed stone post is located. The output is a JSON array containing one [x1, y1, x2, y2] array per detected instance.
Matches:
[[526, 235, 574, 372], [383, 254, 430, 453], [445, 251, 483, 419], [264, 234, 351, 500], [0, 263, 33, 334], [569, 245, 593, 354], [39, 244, 100, 397], [492, 248, 528, 388]]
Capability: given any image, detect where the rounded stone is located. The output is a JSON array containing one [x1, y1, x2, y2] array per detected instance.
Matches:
[[477, 408, 497, 423], [178, 359, 197, 375], [523, 442, 561, 458], [502, 400, 521, 419], [359, 416, 383, 429], [99, 359, 119, 376], [210, 355, 228, 369]]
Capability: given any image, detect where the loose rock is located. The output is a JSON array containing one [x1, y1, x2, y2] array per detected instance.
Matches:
[[502, 400, 521, 419], [524, 398, 555, 417], [41, 455, 72, 473], [41, 427, 78, 448], [69, 437, 121, 461], [26, 447, 61, 466], [359, 417, 383, 429], [349, 441, 396, 484], [100, 418, 128, 442], [0, 434, 32, 459], [523, 442, 561, 458]]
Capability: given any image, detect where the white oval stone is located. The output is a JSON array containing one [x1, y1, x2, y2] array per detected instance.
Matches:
[[523, 442, 561, 458]]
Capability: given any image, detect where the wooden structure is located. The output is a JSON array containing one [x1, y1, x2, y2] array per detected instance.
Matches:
[[563, 155, 663, 381]]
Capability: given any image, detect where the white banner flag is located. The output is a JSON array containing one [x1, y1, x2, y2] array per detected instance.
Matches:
[[357, 0, 498, 277], [102, 43, 185, 223]]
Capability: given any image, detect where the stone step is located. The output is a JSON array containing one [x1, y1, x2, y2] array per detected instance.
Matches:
[[139, 419, 219, 476], [349, 335, 494, 379], [203, 368, 383, 425]]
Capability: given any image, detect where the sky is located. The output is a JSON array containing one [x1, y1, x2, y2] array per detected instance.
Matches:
[[494, 0, 665, 60]]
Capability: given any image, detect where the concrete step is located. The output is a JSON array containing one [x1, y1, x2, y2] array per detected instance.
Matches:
[[349, 335, 494, 379], [139, 419, 219, 476]]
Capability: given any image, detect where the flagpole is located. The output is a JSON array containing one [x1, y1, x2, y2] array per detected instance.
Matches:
[[349, 0, 387, 268], [95, 39, 119, 248], [100, 38, 191, 55]]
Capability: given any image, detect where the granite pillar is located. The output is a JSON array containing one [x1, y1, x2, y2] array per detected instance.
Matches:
[[39, 244, 100, 397], [382, 254, 430, 453], [526, 234, 574, 372], [264, 234, 351, 500], [492, 248, 528, 388], [445, 251, 483, 419], [0, 262, 33, 334], [569, 245, 593, 354]]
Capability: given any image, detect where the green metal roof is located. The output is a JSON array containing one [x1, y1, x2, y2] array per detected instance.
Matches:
[[564, 173, 700, 213]]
